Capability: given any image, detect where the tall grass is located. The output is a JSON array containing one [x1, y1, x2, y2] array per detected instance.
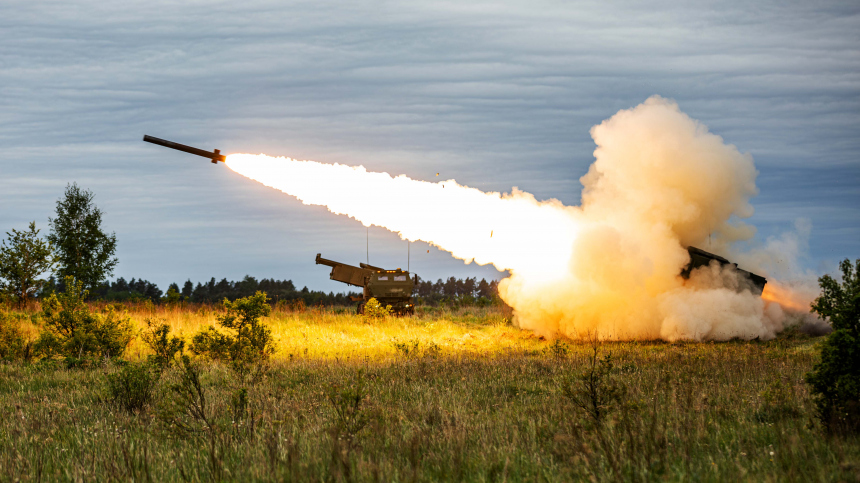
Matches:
[[0, 302, 856, 481]]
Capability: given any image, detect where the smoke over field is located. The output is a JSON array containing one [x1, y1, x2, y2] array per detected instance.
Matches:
[[226, 96, 823, 341]]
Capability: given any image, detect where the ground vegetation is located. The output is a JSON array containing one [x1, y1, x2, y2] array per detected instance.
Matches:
[[0, 301, 856, 481]]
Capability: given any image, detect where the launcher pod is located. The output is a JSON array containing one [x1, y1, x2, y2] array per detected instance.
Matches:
[[681, 246, 767, 294]]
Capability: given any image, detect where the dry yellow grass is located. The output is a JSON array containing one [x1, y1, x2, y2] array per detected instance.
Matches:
[[115, 303, 537, 360]]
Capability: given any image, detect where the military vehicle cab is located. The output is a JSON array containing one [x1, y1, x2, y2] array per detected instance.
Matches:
[[315, 254, 416, 315]]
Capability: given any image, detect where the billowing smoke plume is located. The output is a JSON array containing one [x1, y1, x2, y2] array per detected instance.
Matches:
[[226, 95, 823, 341]]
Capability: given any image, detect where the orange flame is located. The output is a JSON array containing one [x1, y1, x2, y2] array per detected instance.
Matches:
[[762, 282, 812, 313]]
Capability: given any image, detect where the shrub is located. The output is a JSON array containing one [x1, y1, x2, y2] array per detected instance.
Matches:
[[544, 338, 570, 361], [806, 258, 860, 433], [561, 345, 626, 425], [363, 297, 391, 319], [36, 276, 133, 360], [141, 318, 185, 371], [106, 361, 159, 413], [159, 354, 214, 435], [190, 326, 232, 361], [189, 292, 274, 369], [0, 313, 29, 361]]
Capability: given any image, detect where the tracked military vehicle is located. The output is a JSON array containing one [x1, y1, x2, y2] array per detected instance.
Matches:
[[682, 246, 767, 294], [315, 253, 416, 315]]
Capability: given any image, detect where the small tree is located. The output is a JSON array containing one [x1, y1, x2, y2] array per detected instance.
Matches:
[[163, 286, 181, 306], [562, 345, 625, 425], [0, 222, 54, 304], [47, 183, 118, 293], [806, 258, 860, 433], [190, 291, 274, 369], [181, 280, 193, 299]]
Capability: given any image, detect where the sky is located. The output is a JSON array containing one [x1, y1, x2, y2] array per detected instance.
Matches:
[[1, 0, 858, 293]]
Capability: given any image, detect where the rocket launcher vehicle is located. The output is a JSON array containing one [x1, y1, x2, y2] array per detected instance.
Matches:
[[316, 253, 417, 315]]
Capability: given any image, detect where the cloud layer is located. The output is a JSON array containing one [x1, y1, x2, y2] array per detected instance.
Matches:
[[0, 0, 857, 290]]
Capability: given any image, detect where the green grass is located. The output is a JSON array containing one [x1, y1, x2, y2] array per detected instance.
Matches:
[[0, 304, 858, 481]]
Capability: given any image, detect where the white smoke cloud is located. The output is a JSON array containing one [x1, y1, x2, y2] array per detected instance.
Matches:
[[226, 95, 825, 341]]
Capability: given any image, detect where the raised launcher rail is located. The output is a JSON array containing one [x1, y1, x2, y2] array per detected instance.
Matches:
[[315, 253, 416, 315], [681, 246, 767, 295]]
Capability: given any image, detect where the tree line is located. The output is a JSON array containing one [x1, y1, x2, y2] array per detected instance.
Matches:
[[413, 276, 502, 306], [88, 275, 361, 307], [0, 183, 503, 307], [46, 273, 503, 307]]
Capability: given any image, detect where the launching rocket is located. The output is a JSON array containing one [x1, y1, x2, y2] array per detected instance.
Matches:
[[142, 135, 226, 163]]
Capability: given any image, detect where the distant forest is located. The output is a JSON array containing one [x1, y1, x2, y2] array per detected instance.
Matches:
[[1, 183, 505, 308], [63, 274, 502, 306]]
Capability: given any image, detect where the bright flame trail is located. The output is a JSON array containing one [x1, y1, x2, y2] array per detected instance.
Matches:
[[226, 155, 579, 281], [226, 96, 823, 341]]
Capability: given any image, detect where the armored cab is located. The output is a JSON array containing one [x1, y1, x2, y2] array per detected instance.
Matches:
[[681, 246, 767, 294], [315, 254, 416, 315]]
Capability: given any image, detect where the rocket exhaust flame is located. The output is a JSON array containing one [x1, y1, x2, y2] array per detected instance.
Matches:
[[225, 96, 826, 341], [225, 155, 579, 281], [762, 282, 813, 313]]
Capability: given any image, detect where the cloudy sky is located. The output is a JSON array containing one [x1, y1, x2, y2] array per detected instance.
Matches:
[[1, 0, 858, 292]]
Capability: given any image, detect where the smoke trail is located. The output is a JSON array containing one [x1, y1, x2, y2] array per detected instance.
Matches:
[[226, 95, 822, 341]]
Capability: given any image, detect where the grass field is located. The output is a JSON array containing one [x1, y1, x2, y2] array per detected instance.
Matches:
[[0, 303, 858, 482]]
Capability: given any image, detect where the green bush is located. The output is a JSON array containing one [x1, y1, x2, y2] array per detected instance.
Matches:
[[141, 318, 184, 371], [106, 361, 159, 413], [189, 292, 274, 369], [363, 297, 391, 319], [159, 354, 214, 434], [36, 277, 133, 361], [0, 313, 29, 361], [190, 326, 232, 360], [806, 258, 860, 433]]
